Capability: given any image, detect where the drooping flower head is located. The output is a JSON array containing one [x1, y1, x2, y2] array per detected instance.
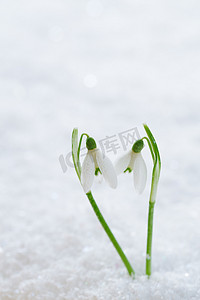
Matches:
[[115, 139, 147, 194], [81, 136, 118, 193]]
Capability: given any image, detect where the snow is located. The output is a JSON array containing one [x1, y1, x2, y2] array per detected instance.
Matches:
[[0, 0, 200, 299]]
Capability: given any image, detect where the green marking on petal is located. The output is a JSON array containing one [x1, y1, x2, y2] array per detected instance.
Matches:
[[95, 167, 102, 176], [124, 167, 132, 173]]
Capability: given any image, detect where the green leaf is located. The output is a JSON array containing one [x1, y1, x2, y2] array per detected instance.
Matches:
[[143, 123, 161, 174], [72, 128, 81, 181]]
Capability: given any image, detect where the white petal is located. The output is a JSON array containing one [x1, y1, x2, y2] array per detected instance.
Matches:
[[81, 152, 95, 193], [95, 150, 117, 189], [128, 151, 137, 170], [133, 153, 147, 194], [115, 151, 132, 175]]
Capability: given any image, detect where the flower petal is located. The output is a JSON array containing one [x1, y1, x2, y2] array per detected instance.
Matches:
[[96, 150, 117, 189], [115, 151, 132, 175], [81, 152, 95, 193], [133, 153, 147, 194]]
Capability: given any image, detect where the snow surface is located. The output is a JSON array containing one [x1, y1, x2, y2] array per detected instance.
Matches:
[[0, 0, 200, 299]]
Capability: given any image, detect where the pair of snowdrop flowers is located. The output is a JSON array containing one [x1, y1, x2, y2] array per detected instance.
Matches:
[[81, 137, 147, 194]]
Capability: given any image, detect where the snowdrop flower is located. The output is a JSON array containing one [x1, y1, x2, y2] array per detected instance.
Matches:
[[115, 139, 147, 194], [81, 137, 118, 193]]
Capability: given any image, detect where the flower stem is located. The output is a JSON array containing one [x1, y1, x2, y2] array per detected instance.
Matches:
[[146, 175, 159, 276], [146, 201, 155, 277], [77, 133, 89, 161], [86, 191, 135, 277], [143, 124, 161, 277], [142, 137, 155, 161]]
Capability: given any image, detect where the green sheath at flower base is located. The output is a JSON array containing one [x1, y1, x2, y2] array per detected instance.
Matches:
[[86, 137, 97, 150], [72, 128, 81, 181], [132, 139, 144, 153]]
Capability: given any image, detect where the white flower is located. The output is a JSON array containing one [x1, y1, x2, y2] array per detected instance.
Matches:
[[81, 137, 117, 193], [115, 140, 147, 194]]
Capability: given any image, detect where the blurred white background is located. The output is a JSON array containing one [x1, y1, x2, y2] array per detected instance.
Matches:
[[0, 0, 200, 299]]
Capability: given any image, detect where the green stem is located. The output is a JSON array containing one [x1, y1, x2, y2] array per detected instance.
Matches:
[[142, 137, 155, 161], [143, 124, 161, 277], [86, 191, 135, 277], [146, 201, 155, 277], [146, 174, 159, 276], [77, 133, 89, 161]]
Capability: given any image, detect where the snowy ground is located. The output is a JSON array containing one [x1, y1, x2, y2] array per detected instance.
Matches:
[[0, 0, 200, 299]]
